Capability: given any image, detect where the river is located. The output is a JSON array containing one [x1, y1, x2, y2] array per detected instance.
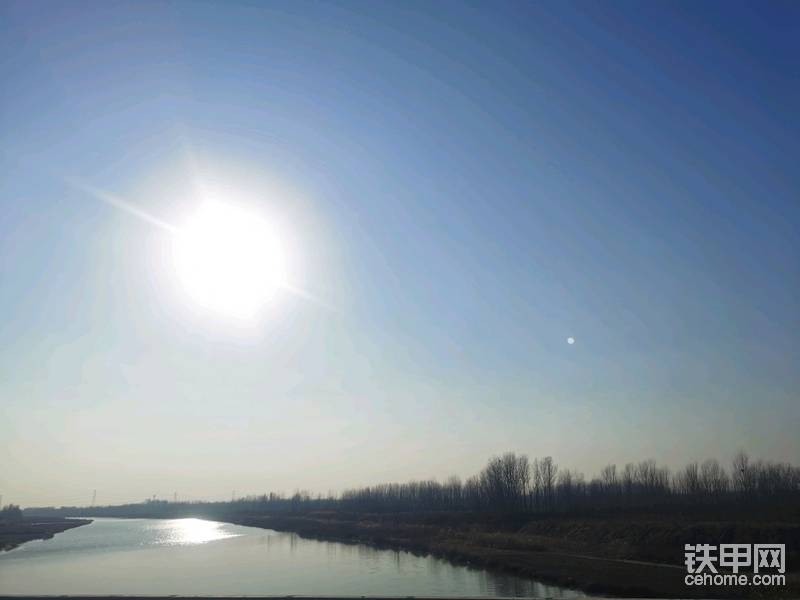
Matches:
[[0, 517, 579, 597]]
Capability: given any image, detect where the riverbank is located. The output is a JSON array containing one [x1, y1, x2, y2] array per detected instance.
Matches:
[[0, 518, 92, 551], [223, 511, 799, 599]]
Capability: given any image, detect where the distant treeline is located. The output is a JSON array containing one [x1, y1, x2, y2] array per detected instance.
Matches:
[[336, 451, 799, 513], [25, 451, 799, 518], [0, 504, 23, 522]]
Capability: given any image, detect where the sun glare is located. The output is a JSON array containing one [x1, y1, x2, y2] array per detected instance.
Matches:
[[172, 202, 286, 319], [156, 518, 238, 545]]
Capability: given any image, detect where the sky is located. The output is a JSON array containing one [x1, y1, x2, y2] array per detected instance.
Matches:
[[1, 0, 798, 507]]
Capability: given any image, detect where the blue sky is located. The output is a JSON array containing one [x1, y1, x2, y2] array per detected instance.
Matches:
[[1, 1, 798, 506]]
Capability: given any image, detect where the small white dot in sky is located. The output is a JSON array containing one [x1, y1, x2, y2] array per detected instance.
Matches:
[[567, 337, 575, 345]]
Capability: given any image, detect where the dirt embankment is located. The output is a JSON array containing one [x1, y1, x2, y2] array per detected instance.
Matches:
[[224, 511, 799, 599], [0, 518, 92, 552]]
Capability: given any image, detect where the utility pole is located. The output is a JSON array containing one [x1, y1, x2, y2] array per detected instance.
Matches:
[[91, 490, 97, 507]]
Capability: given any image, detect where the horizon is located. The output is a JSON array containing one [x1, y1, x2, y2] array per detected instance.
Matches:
[[2, 0, 799, 508], [17, 449, 796, 510]]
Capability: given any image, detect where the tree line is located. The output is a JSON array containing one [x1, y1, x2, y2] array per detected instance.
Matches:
[[0, 504, 23, 522], [334, 451, 799, 513], [24, 451, 799, 518]]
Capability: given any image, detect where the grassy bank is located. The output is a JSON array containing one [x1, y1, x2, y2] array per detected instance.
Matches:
[[222, 511, 799, 599], [0, 517, 92, 551]]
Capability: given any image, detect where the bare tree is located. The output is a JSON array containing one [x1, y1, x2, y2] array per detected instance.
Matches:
[[601, 464, 618, 495], [732, 450, 755, 497], [539, 456, 558, 511], [674, 461, 701, 496], [699, 459, 729, 499]]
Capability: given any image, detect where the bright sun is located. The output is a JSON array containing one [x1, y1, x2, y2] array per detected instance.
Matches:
[[172, 202, 286, 319]]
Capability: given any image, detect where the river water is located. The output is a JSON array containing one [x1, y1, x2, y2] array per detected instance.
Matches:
[[0, 518, 579, 597]]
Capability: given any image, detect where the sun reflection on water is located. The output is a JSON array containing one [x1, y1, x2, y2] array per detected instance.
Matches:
[[154, 518, 239, 546]]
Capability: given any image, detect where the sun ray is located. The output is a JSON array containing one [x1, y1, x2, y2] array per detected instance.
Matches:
[[65, 177, 179, 234], [282, 282, 338, 313]]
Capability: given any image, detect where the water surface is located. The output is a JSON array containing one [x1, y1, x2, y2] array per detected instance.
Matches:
[[0, 517, 579, 597]]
